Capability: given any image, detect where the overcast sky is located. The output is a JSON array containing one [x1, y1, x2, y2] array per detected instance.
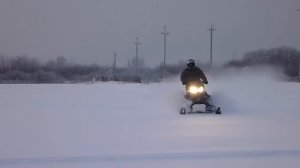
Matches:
[[0, 0, 300, 67]]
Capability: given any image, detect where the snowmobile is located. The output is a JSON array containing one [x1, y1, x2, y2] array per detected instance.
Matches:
[[180, 81, 221, 115]]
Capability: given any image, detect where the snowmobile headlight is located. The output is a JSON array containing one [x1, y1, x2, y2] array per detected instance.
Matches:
[[188, 86, 204, 94], [198, 86, 204, 93]]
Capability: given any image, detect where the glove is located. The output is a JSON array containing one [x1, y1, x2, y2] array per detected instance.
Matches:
[[203, 80, 208, 84]]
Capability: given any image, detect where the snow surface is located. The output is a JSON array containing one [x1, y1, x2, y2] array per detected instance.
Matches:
[[1, 67, 300, 168]]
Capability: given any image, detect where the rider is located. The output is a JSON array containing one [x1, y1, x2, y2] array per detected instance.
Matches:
[[180, 59, 208, 86], [180, 59, 212, 111]]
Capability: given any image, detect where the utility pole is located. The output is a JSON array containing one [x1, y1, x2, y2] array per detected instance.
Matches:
[[298, 58, 300, 80], [133, 37, 141, 68], [113, 52, 117, 70], [161, 26, 169, 68], [297, 9, 300, 80], [208, 24, 216, 67]]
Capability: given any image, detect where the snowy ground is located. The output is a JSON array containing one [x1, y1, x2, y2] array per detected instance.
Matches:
[[1, 67, 300, 168]]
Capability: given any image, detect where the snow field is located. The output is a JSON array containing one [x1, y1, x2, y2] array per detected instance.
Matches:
[[1, 67, 300, 167]]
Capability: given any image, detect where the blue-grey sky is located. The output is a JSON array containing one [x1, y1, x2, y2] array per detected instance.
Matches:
[[0, 0, 300, 67]]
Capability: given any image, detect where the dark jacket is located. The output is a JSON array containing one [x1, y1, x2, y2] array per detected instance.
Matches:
[[180, 66, 208, 85]]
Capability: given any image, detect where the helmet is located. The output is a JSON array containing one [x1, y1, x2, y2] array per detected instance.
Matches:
[[186, 59, 195, 69]]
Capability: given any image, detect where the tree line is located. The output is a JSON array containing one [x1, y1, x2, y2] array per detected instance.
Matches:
[[1, 46, 299, 83], [0, 55, 185, 83], [225, 46, 300, 77]]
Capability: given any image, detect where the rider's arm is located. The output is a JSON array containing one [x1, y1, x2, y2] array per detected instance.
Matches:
[[197, 68, 208, 84], [180, 70, 187, 85]]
